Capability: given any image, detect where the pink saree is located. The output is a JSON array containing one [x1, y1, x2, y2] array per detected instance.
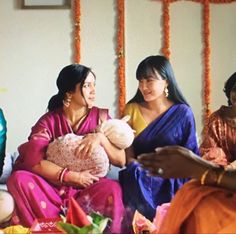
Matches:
[[7, 107, 125, 234]]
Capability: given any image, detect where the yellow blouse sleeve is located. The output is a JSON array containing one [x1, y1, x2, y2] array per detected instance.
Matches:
[[124, 103, 147, 137]]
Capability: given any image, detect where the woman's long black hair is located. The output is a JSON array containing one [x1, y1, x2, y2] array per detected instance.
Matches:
[[128, 55, 189, 106], [223, 72, 236, 106], [47, 64, 95, 111]]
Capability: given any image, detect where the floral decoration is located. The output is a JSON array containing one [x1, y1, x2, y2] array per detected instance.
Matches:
[[72, 0, 236, 121], [74, 0, 81, 63], [117, 0, 126, 117], [161, 0, 171, 59]]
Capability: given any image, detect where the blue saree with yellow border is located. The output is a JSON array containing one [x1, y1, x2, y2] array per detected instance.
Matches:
[[119, 104, 199, 220]]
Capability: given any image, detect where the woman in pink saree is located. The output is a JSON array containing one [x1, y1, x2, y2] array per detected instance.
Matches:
[[7, 64, 126, 234]]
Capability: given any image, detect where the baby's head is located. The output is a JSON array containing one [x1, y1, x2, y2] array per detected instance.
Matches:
[[0, 189, 14, 227], [99, 115, 135, 149]]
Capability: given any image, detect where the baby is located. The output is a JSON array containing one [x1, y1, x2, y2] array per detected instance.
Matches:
[[46, 133, 109, 177], [46, 116, 134, 177]]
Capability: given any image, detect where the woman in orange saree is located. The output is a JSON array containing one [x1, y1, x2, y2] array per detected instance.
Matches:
[[138, 146, 236, 234]]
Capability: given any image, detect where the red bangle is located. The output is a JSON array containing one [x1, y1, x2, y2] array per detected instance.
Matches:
[[59, 168, 69, 183]]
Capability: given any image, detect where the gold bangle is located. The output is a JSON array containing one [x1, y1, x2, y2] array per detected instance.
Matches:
[[200, 169, 210, 185], [217, 170, 225, 186]]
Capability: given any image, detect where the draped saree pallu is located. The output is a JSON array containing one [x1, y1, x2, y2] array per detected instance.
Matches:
[[119, 104, 199, 220], [7, 106, 125, 234], [156, 180, 236, 234]]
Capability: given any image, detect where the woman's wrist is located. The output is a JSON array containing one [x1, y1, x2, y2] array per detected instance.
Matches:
[[199, 165, 225, 186], [96, 132, 107, 146], [58, 168, 70, 184]]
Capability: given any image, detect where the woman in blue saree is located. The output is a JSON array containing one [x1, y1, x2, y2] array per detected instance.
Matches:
[[119, 55, 199, 221]]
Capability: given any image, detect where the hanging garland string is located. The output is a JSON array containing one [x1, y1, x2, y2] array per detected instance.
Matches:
[[161, 0, 171, 59], [72, 0, 235, 118], [74, 0, 81, 63], [117, 0, 126, 117], [159, 0, 235, 125], [203, 0, 211, 123]]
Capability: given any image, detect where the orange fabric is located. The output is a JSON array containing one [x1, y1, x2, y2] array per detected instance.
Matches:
[[200, 106, 236, 166], [155, 180, 236, 234]]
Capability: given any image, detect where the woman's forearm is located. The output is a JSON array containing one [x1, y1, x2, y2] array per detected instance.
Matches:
[[99, 133, 126, 167], [192, 158, 236, 191], [125, 146, 136, 165], [216, 170, 236, 191], [32, 160, 63, 184]]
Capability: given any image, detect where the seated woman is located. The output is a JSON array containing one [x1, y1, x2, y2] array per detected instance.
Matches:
[[7, 64, 126, 234], [138, 146, 236, 234], [119, 55, 199, 220], [200, 72, 236, 168]]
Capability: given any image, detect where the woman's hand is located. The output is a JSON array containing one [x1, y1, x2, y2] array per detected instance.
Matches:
[[75, 132, 126, 167], [65, 169, 99, 188], [74, 133, 104, 159], [137, 146, 214, 179]]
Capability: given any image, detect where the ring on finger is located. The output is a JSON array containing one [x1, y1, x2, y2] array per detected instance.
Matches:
[[157, 168, 164, 175]]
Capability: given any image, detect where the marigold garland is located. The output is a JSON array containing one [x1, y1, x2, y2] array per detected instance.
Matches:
[[72, 0, 236, 120], [158, 0, 236, 127], [74, 0, 81, 63], [203, 0, 211, 124], [117, 0, 126, 117], [161, 0, 171, 59]]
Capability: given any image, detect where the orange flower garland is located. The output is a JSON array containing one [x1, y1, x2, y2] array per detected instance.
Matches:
[[72, 0, 236, 120], [158, 0, 235, 126], [117, 0, 126, 117], [161, 0, 171, 59], [202, 0, 211, 124], [74, 0, 81, 63]]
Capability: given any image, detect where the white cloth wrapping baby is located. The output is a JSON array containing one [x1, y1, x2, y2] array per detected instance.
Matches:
[[46, 133, 110, 177]]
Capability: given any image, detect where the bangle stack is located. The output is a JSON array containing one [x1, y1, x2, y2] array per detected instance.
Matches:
[[200, 169, 210, 185], [200, 167, 225, 186], [216, 170, 225, 186], [58, 168, 70, 183]]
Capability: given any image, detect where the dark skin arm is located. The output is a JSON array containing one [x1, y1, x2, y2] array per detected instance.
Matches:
[[137, 145, 236, 191]]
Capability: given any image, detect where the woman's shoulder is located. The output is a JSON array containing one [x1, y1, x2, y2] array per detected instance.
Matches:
[[208, 106, 235, 128], [124, 102, 139, 113], [35, 109, 64, 126], [208, 106, 225, 121], [174, 103, 194, 116], [175, 103, 190, 110]]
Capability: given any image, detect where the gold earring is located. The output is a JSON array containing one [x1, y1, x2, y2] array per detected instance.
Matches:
[[164, 87, 169, 97], [63, 95, 72, 108]]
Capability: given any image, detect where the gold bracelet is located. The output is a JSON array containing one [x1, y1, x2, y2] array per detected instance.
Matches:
[[217, 170, 225, 186], [200, 169, 210, 185]]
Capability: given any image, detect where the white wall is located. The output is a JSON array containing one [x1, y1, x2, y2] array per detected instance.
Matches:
[[0, 0, 235, 152]]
